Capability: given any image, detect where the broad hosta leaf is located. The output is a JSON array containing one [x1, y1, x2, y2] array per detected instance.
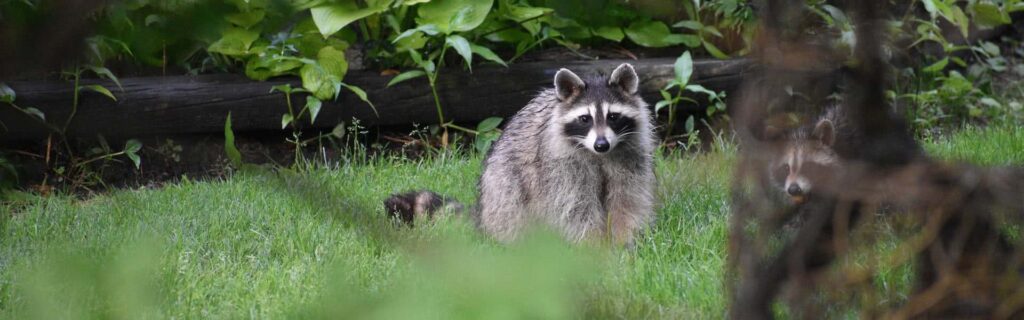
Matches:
[[301, 46, 349, 100], [500, 1, 551, 21], [446, 35, 473, 68], [674, 51, 693, 85], [476, 117, 503, 132], [591, 26, 624, 42], [226, 10, 266, 28], [625, 21, 699, 48], [0, 83, 14, 103], [417, 0, 493, 34], [311, 1, 385, 38], [470, 44, 507, 67], [306, 96, 322, 124], [387, 70, 427, 87], [208, 28, 260, 56], [224, 113, 243, 168], [973, 3, 1011, 27], [84, 85, 117, 101]]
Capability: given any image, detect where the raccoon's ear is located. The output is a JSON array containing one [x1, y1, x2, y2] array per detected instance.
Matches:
[[813, 119, 835, 146], [608, 63, 639, 95], [554, 68, 585, 100]]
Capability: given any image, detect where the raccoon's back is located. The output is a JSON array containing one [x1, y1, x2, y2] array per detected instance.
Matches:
[[481, 89, 559, 170]]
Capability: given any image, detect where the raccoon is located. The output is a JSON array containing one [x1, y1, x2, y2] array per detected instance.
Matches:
[[768, 105, 847, 205], [385, 63, 657, 246]]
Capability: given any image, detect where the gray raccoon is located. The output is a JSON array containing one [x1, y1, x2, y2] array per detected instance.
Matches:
[[385, 63, 657, 246], [767, 105, 849, 205]]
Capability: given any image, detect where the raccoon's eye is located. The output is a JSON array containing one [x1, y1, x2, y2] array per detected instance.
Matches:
[[578, 115, 592, 123], [608, 113, 621, 121]]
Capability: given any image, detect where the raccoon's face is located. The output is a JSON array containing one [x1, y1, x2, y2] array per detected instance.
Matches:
[[769, 118, 838, 204], [553, 63, 645, 155]]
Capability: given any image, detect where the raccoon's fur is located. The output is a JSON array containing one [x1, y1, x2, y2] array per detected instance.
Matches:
[[385, 63, 657, 246]]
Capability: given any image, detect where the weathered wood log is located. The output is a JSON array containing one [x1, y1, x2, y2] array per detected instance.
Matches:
[[0, 58, 751, 142]]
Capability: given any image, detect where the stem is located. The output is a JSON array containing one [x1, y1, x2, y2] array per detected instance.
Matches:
[[74, 150, 125, 168], [443, 122, 478, 135], [64, 67, 81, 133], [430, 45, 449, 126]]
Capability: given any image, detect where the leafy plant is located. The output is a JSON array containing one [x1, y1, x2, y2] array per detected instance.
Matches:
[[655, 51, 726, 143]]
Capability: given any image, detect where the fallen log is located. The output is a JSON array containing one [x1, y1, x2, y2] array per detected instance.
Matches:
[[0, 58, 752, 142]]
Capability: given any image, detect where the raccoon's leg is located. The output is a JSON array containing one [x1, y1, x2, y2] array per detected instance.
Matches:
[[477, 171, 529, 243], [603, 167, 656, 247]]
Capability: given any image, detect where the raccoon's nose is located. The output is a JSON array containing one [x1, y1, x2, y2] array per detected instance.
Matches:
[[594, 137, 610, 153], [787, 184, 803, 196]]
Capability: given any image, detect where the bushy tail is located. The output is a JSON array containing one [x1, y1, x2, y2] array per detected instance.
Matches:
[[383, 190, 465, 225]]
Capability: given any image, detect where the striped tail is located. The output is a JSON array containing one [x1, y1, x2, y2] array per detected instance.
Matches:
[[383, 190, 464, 225]]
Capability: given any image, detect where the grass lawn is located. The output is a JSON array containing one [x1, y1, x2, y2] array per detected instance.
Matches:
[[1, 125, 1022, 319]]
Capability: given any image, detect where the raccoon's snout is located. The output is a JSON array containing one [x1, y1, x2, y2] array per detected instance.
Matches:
[[594, 137, 610, 153], [787, 184, 803, 196]]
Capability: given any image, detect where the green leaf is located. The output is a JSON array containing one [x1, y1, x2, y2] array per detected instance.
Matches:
[[950, 6, 970, 38], [446, 35, 473, 69], [476, 117, 503, 132], [685, 84, 718, 99], [591, 26, 624, 42], [674, 51, 693, 85], [208, 28, 260, 56], [306, 96, 322, 124], [24, 107, 45, 121], [417, 0, 494, 34], [281, 113, 294, 129], [470, 44, 507, 67], [973, 3, 1011, 27], [341, 83, 378, 117], [923, 57, 949, 73], [86, 66, 123, 91], [84, 85, 117, 101], [500, 1, 551, 21], [703, 41, 729, 59], [654, 99, 672, 113], [331, 122, 346, 138], [625, 21, 700, 48], [685, 115, 695, 133], [0, 83, 14, 104], [270, 84, 293, 94], [124, 139, 142, 154], [311, 1, 385, 38], [126, 152, 141, 169], [387, 70, 427, 87], [226, 10, 266, 28], [672, 20, 703, 30], [224, 113, 243, 168], [474, 130, 500, 152], [301, 46, 349, 100], [246, 55, 304, 81], [393, 24, 440, 43]]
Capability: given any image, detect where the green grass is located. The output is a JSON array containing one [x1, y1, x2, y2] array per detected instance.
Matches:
[[1, 126, 1021, 319]]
